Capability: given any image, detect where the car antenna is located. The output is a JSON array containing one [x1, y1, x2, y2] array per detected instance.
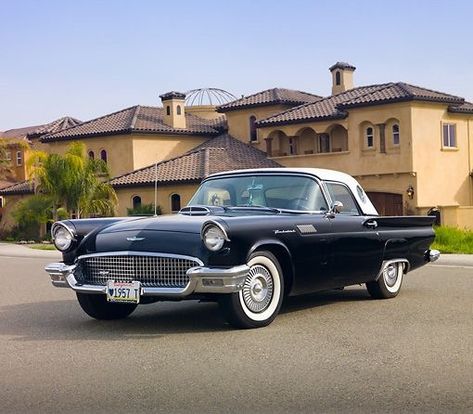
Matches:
[[154, 160, 158, 216]]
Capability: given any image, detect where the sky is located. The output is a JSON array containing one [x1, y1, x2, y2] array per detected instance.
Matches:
[[1, 0, 473, 130]]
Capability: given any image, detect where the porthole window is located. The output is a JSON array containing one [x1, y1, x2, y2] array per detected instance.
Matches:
[[88, 150, 95, 160], [100, 150, 107, 163], [177, 105, 182, 115], [392, 124, 400, 145], [171, 194, 181, 212], [132, 195, 142, 209], [366, 127, 374, 148]]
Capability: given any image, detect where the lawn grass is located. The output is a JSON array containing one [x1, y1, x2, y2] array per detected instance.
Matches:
[[431, 226, 473, 254], [28, 244, 57, 251]]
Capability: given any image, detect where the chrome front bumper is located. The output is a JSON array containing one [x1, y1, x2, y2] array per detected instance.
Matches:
[[44, 262, 249, 297]]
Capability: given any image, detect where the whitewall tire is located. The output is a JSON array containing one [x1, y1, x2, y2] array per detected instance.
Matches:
[[219, 251, 284, 329], [366, 262, 404, 299]]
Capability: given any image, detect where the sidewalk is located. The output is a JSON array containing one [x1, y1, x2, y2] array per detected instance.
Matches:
[[0, 242, 62, 259]]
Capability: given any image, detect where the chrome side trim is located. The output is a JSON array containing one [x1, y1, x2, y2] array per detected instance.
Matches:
[[375, 258, 410, 281], [77, 251, 204, 266]]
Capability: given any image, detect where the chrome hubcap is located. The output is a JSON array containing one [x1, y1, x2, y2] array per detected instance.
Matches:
[[383, 264, 398, 287], [242, 265, 273, 313]]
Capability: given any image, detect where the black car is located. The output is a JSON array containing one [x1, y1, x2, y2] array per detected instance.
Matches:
[[45, 168, 439, 328]]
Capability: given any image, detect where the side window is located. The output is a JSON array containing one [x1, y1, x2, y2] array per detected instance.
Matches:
[[325, 182, 360, 215]]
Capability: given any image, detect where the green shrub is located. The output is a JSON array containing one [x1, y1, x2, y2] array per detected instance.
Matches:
[[431, 226, 473, 254], [126, 203, 161, 216]]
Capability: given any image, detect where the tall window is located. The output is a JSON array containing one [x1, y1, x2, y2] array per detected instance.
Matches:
[[5, 151, 11, 161], [366, 127, 374, 148], [442, 124, 456, 148], [171, 194, 181, 212], [176, 105, 182, 115], [288, 137, 297, 155], [16, 151, 22, 166], [132, 196, 142, 209], [318, 134, 330, 153], [166, 105, 171, 116], [335, 71, 341, 86], [249, 116, 257, 142], [100, 150, 107, 163], [88, 150, 95, 159], [0, 196, 4, 208], [392, 124, 400, 145]]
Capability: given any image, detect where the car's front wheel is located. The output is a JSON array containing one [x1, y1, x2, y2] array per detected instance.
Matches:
[[219, 251, 284, 329], [366, 262, 404, 299], [76, 293, 138, 320]]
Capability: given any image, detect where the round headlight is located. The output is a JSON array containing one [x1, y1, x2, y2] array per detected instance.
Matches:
[[52, 224, 74, 251], [202, 224, 227, 252]]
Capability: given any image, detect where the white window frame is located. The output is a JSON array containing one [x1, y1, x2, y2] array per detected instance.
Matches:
[[366, 127, 374, 148], [442, 123, 457, 148], [16, 151, 22, 166], [5, 151, 11, 161], [0, 196, 4, 208], [392, 124, 400, 146]]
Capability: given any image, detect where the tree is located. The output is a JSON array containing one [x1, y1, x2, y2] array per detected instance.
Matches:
[[28, 142, 117, 219]]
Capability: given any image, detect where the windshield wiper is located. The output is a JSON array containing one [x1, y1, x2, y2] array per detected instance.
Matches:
[[228, 205, 282, 214]]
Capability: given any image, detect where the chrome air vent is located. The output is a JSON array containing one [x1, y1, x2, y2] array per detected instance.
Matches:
[[179, 206, 211, 216]]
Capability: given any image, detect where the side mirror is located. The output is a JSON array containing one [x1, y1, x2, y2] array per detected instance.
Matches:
[[328, 201, 343, 216]]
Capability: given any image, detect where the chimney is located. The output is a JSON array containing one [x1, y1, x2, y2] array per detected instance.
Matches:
[[329, 62, 356, 95], [159, 91, 186, 129]]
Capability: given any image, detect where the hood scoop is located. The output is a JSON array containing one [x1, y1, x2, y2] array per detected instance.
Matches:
[[179, 206, 211, 216]]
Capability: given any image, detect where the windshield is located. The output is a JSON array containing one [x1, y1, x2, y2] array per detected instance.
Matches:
[[189, 174, 328, 212]]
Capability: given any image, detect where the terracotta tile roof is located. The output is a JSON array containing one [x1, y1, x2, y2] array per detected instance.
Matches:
[[110, 134, 280, 187], [0, 180, 16, 191], [0, 125, 44, 140], [258, 82, 467, 127], [40, 106, 226, 142], [448, 101, 473, 114], [329, 62, 356, 71], [27, 117, 82, 139], [217, 88, 322, 112], [0, 180, 34, 195]]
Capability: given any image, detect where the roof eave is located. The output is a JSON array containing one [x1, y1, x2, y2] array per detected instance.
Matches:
[[256, 113, 347, 129], [217, 100, 311, 113]]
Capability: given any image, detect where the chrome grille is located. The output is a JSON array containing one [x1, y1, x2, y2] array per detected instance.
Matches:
[[78, 254, 200, 288]]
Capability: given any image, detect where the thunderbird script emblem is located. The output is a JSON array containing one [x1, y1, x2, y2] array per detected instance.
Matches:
[[126, 236, 145, 242]]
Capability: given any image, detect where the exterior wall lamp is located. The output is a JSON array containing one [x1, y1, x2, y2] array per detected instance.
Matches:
[[406, 185, 415, 199]]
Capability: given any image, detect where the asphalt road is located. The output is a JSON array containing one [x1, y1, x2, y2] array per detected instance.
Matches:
[[0, 249, 472, 413]]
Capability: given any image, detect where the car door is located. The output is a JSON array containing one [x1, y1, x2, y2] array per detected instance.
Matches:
[[324, 181, 384, 287]]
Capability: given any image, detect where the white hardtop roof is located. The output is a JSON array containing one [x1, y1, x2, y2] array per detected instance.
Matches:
[[208, 168, 379, 215]]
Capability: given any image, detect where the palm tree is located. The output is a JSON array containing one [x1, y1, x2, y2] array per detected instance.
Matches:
[[28, 142, 117, 220]]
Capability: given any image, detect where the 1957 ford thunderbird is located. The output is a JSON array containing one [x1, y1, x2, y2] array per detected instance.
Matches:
[[45, 168, 440, 328]]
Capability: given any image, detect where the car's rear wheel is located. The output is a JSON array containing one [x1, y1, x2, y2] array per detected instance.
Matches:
[[366, 262, 404, 299], [76, 293, 138, 320], [219, 251, 284, 329]]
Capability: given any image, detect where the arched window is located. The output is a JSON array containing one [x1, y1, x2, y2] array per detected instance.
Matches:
[[249, 116, 257, 142], [392, 124, 400, 145], [171, 194, 181, 212], [88, 150, 95, 160], [100, 150, 107, 163], [176, 105, 182, 115], [335, 71, 341, 86], [366, 127, 374, 148], [132, 196, 142, 210], [166, 105, 171, 116]]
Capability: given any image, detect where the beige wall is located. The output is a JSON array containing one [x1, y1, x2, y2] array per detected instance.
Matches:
[[186, 105, 221, 120], [131, 134, 207, 170], [115, 183, 199, 216], [44, 133, 208, 178], [410, 103, 473, 208], [225, 105, 293, 149]]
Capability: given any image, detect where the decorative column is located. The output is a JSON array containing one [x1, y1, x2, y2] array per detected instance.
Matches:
[[377, 123, 386, 153], [265, 137, 273, 157]]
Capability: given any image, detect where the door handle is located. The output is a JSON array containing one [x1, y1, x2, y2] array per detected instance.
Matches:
[[364, 219, 378, 229]]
